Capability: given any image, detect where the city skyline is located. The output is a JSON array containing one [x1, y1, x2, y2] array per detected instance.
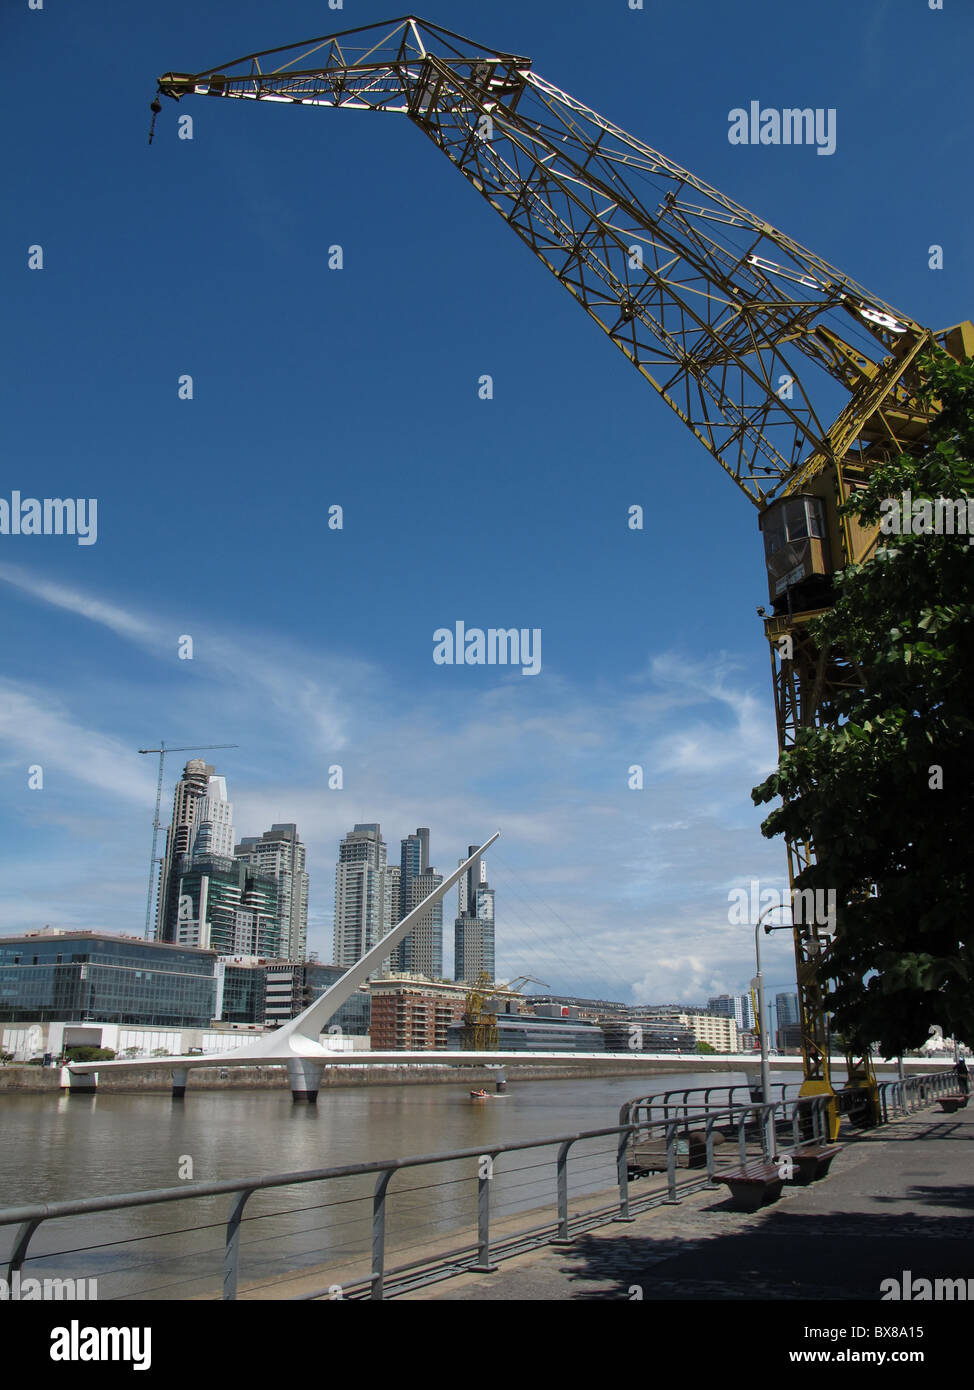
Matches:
[[4, 707, 808, 999]]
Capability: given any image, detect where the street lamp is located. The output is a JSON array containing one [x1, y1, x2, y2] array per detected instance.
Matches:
[[752, 904, 792, 1154]]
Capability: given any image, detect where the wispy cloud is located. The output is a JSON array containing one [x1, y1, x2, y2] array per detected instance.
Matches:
[[0, 562, 159, 646], [0, 682, 156, 803]]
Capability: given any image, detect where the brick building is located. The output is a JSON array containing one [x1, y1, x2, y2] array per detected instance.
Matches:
[[369, 976, 525, 1051]]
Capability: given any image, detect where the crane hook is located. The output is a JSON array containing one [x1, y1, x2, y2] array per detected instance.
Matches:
[[148, 97, 162, 146]]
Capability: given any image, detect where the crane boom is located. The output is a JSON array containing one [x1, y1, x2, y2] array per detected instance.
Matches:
[[155, 17, 972, 1126], [156, 15, 957, 507]]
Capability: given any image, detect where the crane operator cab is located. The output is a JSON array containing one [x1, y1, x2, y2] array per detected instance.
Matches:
[[759, 494, 833, 614]]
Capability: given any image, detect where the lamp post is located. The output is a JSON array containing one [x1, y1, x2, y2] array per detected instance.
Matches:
[[752, 904, 792, 1156]]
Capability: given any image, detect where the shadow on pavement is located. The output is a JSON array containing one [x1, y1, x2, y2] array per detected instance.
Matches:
[[556, 1206, 974, 1300]]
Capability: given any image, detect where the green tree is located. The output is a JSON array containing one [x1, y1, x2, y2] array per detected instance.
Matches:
[[695, 1040, 716, 1055], [64, 1046, 117, 1062], [752, 353, 974, 1059]]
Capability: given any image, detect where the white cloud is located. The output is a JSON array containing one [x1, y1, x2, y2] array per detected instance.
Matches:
[[0, 562, 158, 646]]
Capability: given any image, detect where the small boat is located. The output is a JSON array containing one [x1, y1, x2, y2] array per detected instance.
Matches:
[[469, 1088, 490, 1099]]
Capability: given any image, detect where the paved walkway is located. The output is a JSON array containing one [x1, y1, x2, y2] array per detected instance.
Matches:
[[396, 1103, 974, 1300]]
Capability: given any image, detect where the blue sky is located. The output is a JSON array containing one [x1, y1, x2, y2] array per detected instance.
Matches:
[[2, 0, 971, 1005]]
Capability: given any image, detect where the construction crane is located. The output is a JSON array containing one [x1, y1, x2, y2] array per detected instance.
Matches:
[[460, 972, 551, 1050], [500, 975, 551, 995], [154, 17, 972, 1130], [460, 972, 500, 1051], [137, 742, 239, 939]]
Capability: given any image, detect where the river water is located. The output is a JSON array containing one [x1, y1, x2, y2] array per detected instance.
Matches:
[[0, 1068, 801, 1298]]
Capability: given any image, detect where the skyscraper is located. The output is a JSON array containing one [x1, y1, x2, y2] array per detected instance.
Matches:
[[708, 993, 755, 1031], [176, 857, 280, 956], [397, 828, 443, 978], [775, 992, 800, 1029], [454, 843, 496, 983], [235, 824, 309, 961], [773, 990, 801, 1048], [156, 762, 287, 956], [155, 760, 219, 942], [384, 864, 402, 970], [333, 824, 396, 969], [191, 775, 235, 860]]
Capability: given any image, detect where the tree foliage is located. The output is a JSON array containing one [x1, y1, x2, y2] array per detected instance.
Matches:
[[752, 353, 974, 1057]]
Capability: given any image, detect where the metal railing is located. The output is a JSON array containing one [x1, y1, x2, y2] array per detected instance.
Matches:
[[625, 1081, 800, 1125], [0, 1070, 963, 1301], [627, 1070, 966, 1132], [615, 1094, 834, 1215], [877, 1068, 968, 1121]]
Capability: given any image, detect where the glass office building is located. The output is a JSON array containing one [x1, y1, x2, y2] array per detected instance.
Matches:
[[263, 961, 371, 1035], [447, 1012, 605, 1053], [215, 959, 267, 1025], [0, 932, 216, 1028]]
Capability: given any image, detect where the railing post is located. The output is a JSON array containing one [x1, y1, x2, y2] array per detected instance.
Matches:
[[223, 1189, 253, 1301], [737, 1108, 749, 1166], [371, 1169, 394, 1300], [704, 1114, 717, 1178], [552, 1140, 575, 1245], [6, 1218, 42, 1282], [761, 1102, 774, 1162], [471, 1154, 498, 1273], [664, 1121, 680, 1203], [615, 1125, 635, 1223]]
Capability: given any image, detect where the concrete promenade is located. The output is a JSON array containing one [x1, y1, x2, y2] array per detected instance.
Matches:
[[396, 1102, 974, 1301]]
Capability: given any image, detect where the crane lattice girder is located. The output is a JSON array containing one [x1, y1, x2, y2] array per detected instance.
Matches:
[[157, 15, 939, 508]]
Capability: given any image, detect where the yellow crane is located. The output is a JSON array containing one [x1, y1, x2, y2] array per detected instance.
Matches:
[[460, 973, 550, 1050], [154, 17, 972, 1132]]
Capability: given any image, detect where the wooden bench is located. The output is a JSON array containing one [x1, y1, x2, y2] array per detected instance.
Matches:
[[627, 1128, 724, 1177], [712, 1159, 784, 1211], [938, 1095, 969, 1114], [777, 1144, 841, 1185]]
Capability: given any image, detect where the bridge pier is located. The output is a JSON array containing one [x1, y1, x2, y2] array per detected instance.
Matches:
[[494, 1068, 507, 1095], [60, 1067, 97, 1094], [288, 1058, 322, 1104], [171, 1067, 189, 1100]]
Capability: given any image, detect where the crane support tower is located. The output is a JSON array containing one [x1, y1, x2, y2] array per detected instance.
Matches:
[[461, 973, 500, 1052], [155, 17, 973, 1134]]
